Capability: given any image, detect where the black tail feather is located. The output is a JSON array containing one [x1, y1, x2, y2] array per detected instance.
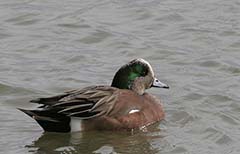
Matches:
[[18, 108, 71, 133], [30, 93, 69, 105]]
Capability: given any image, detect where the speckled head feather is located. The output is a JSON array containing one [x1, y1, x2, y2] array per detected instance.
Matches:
[[111, 58, 157, 95]]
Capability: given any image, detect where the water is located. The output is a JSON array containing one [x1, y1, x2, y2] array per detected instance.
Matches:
[[0, 0, 240, 153]]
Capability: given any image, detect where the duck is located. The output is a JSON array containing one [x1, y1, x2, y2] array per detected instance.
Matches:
[[19, 58, 169, 133]]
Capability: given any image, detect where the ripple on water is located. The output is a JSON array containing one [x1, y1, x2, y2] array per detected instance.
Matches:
[[5, 13, 40, 26], [134, 9, 153, 21], [230, 103, 240, 112], [155, 13, 185, 23], [0, 82, 32, 95], [93, 146, 115, 154], [203, 127, 233, 146], [219, 64, 240, 74], [207, 94, 233, 103], [0, 82, 38, 105], [197, 60, 221, 68], [0, 32, 12, 40], [229, 41, 240, 48], [182, 92, 204, 101], [167, 110, 195, 127], [165, 146, 188, 154], [217, 112, 239, 126], [57, 23, 91, 29], [78, 30, 113, 44]]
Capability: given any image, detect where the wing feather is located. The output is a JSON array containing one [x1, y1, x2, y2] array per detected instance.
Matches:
[[58, 103, 93, 113], [36, 86, 119, 119]]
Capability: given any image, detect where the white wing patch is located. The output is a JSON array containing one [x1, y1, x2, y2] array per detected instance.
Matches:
[[129, 109, 140, 114], [70, 117, 82, 132]]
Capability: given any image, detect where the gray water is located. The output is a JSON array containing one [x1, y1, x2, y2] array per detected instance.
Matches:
[[1, 0, 240, 153]]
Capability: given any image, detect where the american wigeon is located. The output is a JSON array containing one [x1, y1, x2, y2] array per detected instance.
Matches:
[[19, 58, 169, 132]]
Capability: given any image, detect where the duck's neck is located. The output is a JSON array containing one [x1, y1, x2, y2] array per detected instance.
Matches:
[[130, 77, 146, 95], [131, 75, 154, 95]]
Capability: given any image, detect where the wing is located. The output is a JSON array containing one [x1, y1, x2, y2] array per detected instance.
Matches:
[[31, 86, 119, 119]]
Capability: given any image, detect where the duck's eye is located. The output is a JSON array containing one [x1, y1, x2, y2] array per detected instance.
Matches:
[[141, 71, 146, 76]]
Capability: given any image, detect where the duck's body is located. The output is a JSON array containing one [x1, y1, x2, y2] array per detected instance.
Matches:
[[19, 58, 168, 132], [81, 88, 165, 131]]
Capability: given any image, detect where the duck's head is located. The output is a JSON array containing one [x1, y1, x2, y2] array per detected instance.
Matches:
[[111, 58, 169, 95]]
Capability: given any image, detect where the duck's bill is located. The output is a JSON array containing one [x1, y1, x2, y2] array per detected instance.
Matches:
[[152, 78, 169, 89]]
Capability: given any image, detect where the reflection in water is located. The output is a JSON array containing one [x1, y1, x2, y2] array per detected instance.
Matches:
[[27, 125, 163, 154]]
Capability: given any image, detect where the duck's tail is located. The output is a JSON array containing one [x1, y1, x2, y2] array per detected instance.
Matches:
[[18, 108, 71, 133]]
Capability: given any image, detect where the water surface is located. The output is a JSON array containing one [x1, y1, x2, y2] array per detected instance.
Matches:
[[1, 0, 240, 153]]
